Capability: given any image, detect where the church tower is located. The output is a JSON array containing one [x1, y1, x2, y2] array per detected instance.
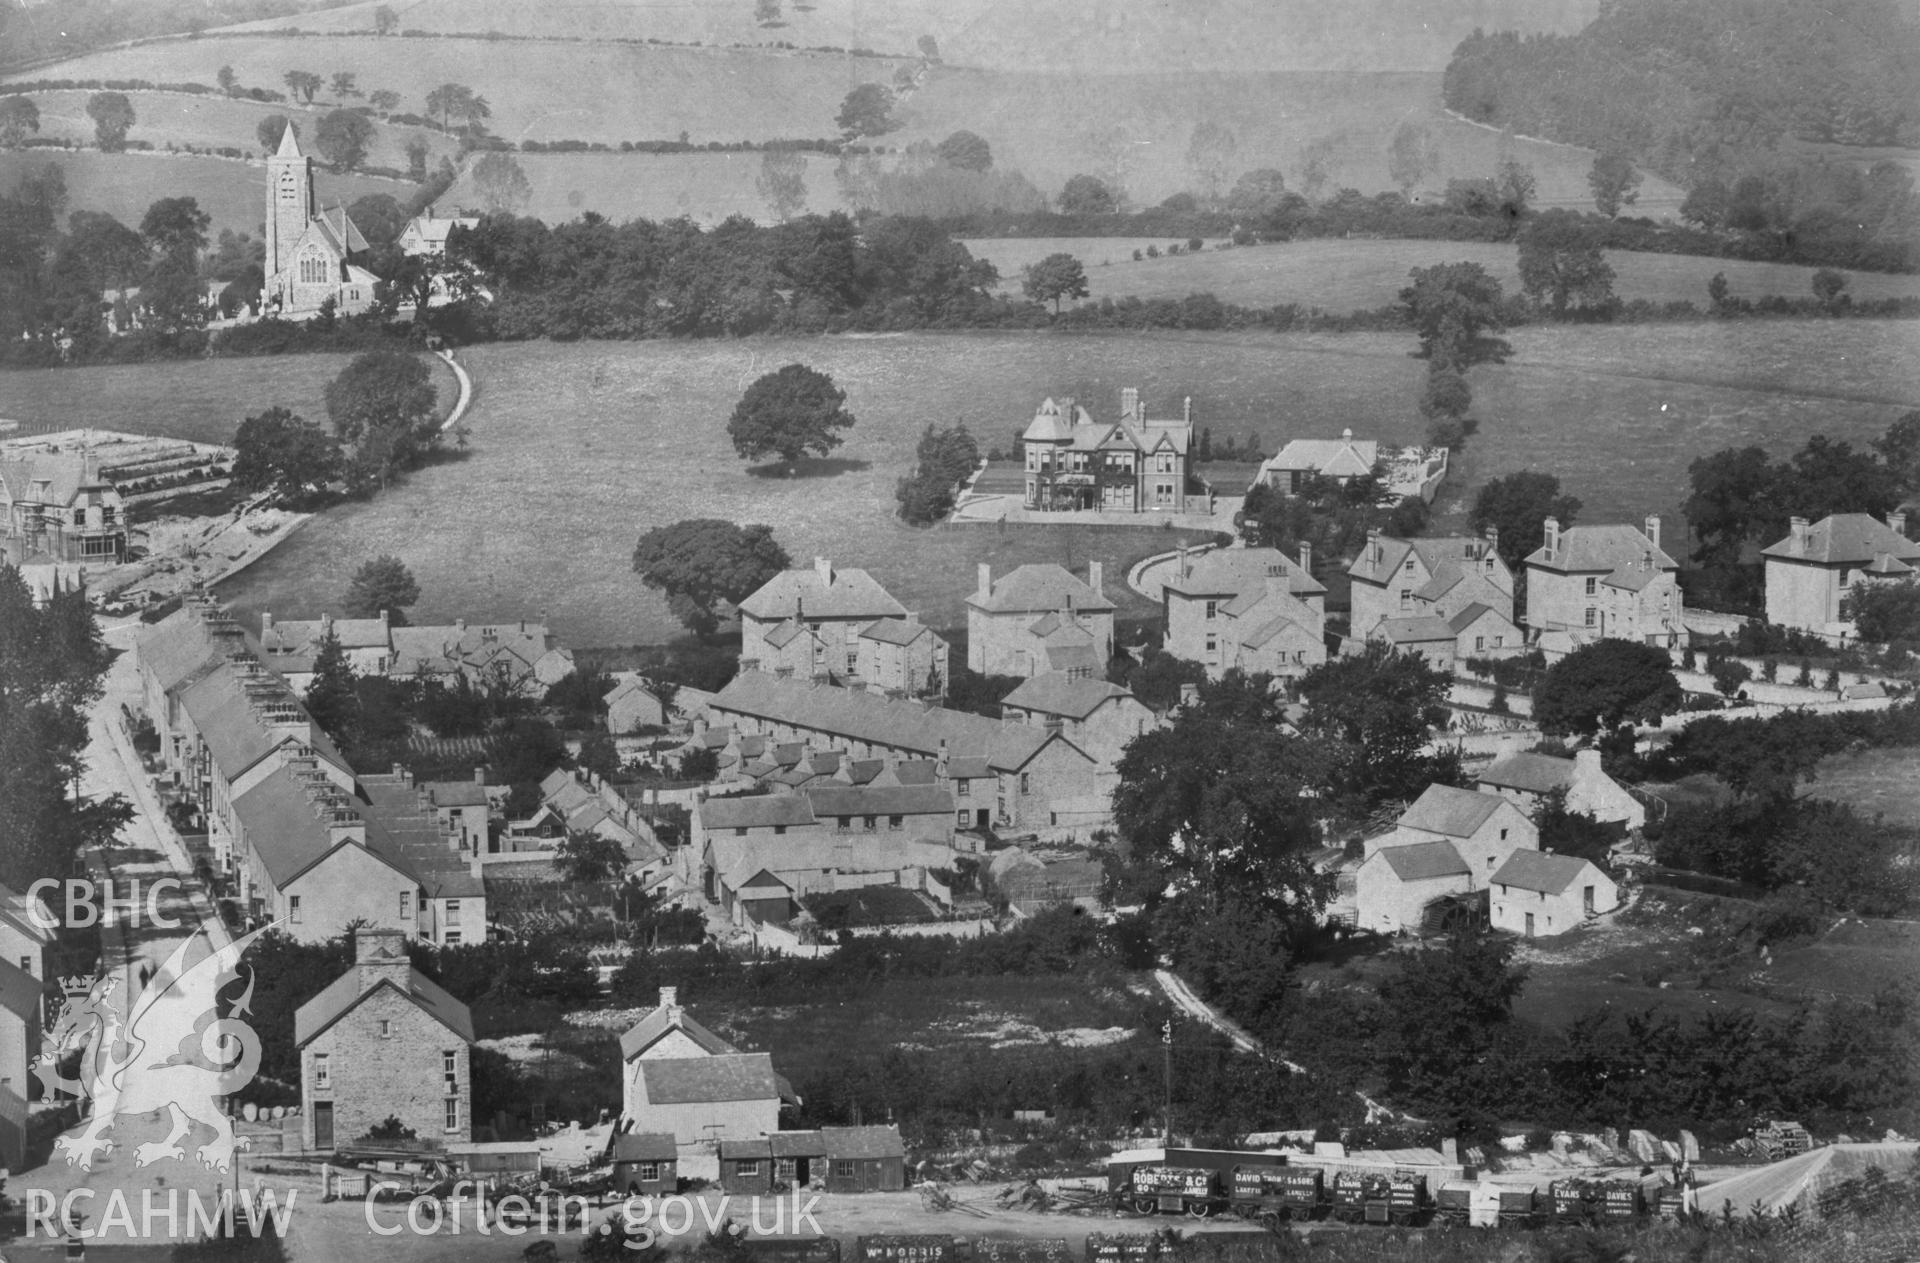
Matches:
[[265, 124, 313, 281]]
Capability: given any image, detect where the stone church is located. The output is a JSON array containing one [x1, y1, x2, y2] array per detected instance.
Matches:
[[262, 125, 381, 317]]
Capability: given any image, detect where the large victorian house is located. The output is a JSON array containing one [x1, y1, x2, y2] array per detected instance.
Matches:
[[1021, 388, 1193, 513]]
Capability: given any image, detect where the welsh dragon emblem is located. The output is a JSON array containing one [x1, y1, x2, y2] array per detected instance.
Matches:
[[32, 920, 278, 1173]]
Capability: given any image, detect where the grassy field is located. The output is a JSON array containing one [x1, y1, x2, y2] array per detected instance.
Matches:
[[1807, 747, 1920, 827], [5, 320, 1911, 647], [438, 150, 853, 226], [5, 37, 911, 148], [0, 352, 459, 446], [962, 237, 1920, 311], [21, 89, 459, 174], [898, 69, 1684, 213], [0, 149, 416, 236]]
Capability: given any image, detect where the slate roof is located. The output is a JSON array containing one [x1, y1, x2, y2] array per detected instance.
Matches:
[[1348, 535, 1500, 588], [706, 836, 955, 891], [805, 784, 955, 817], [135, 609, 233, 694], [1374, 615, 1456, 645], [639, 1054, 784, 1104], [1397, 784, 1509, 839], [738, 564, 906, 622], [232, 765, 370, 887], [422, 780, 489, 808], [1491, 850, 1595, 895], [178, 666, 281, 778], [605, 677, 660, 706], [1003, 675, 1135, 720], [1262, 434, 1378, 478], [720, 1138, 772, 1159], [843, 758, 885, 785], [968, 564, 1115, 614], [1761, 513, 1920, 566], [886, 760, 938, 785], [821, 1125, 906, 1159], [1447, 602, 1506, 633], [619, 1006, 739, 1061], [1021, 398, 1091, 442], [612, 1132, 678, 1162], [1375, 840, 1471, 881], [1526, 524, 1677, 573], [1046, 644, 1103, 674], [402, 213, 480, 248], [946, 756, 992, 780], [1163, 547, 1325, 597], [860, 618, 935, 646], [707, 674, 1076, 774], [1477, 752, 1576, 795], [770, 1131, 826, 1157], [1241, 615, 1306, 649], [294, 967, 476, 1047], [700, 796, 818, 831], [762, 620, 807, 650]]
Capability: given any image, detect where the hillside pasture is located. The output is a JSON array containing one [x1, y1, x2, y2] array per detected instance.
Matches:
[[11, 321, 1880, 647], [898, 68, 1685, 214], [437, 151, 852, 226], [961, 237, 1920, 311], [4, 37, 912, 148], [19, 89, 460, 174], [0, 149, 415, 236]]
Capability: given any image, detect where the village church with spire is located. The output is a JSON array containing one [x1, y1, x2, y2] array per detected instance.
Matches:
[[262, 124, 381, 317]]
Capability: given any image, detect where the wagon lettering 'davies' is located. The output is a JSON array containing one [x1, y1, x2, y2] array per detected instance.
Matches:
[[0, 0, 1912, 1257]]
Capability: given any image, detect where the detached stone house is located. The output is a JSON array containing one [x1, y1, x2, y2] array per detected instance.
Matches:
[[1348, 530, 1515, 649], [1021, 388, 1194, 513], [1476, 749, 1645, 832], [619, 987, 795, 1144], [1255, 429, 1379, 493], [1489, 851, 1619, 938], [295, 929, 475, 1152], [1762, 511, 1918, 636], [1161, 545, 1327, 680], [1524, 517, 1688, 651], [738, 558, 908, 685], [967, 563, 1115, 679]]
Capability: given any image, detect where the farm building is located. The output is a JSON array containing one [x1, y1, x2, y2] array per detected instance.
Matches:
[[1762, 512, 1918, 635], [1350, 841, 1473, 935], [611, 1132, 679, 1196], [1489, 851, 1618, 938], [720, 1137, 775, 1194], [1476, 749, 1645, 831], [1364, 785, 1539, 879], [821, 1125, 908, 1192]]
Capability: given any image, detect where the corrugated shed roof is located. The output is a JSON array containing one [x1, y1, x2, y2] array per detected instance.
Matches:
[[821, 1125, 905, 1159], [1525, 524, 1677, 573], [1490, 850, 1593, 895], [1397, 785, 1507, 839], [739, 565, 907, 622], [1375, 840, 1470, 881], [968, 564, 1115, 614], [640, 1054, 782, 1105], [1003, 675, 1134, 720], [612, 1132, 678, 1161], [294, 968, 476, 1047], [1478, 752, 1575, 795]]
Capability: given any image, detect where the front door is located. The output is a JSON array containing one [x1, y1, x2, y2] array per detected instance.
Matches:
[[976, 809, 990, 830], [313, 1102, 333, 1149], [1524, 913, 1535, 938], [1583, 886, 1595, 915]]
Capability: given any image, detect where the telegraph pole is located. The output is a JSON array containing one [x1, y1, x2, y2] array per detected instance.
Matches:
[[1161, 1019, 1173, 1146]]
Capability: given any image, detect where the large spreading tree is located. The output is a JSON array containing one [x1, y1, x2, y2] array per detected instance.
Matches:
[[726, 363, 856, 469], [231, 407, 344, 505], [1296, 641, 1458, 812], [1533, 639, 1683, 736], [324, 351, 441, 482], [632, 519, 790, 636], [1400, 262, 1513, 373], [1470, 471, 1583, 568], [1020, 252, 1088, 313], [343, 555, 421, 625], [1516, 210, 1617, 315], [85, 91, 135, 150]]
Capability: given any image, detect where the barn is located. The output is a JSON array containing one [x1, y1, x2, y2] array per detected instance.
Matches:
[[720, 1137, 774, 1194], [611, 1132, 679, 1197], [822, 1125, 908, 1192]]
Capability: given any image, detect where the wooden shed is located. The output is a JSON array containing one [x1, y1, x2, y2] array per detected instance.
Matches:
[[822, 1125, 907, 1193], [447, 1141, 542, 1177], [771, 1129, 827, 1190], [720, 1136, 774, 1194], [612, 1131, 679, 1197]]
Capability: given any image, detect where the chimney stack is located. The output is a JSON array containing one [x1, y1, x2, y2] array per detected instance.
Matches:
[[1644, 515, 1661, 551], [977, 563, 992, 602], [1088, 561, 1104, 596], [1790, 516, 1810, 556], [1483, 525, 1499, 558], [474, 765, 486, 785], [1183, 397, 1192, 426], [1121, 386, 1139, 420], [1178, 545, 1191, 579], [1891, 511, 1909, 538], [814, 557, 833, 587], [1543, 517, 1560, 561], [659, 986, 680, 1023], [354, 928, 411, 994], [263, 611, 275, 637], [380, 608, 390, 630], [1367, 527, 1383, 568], [1298, 541, 1313, 577]]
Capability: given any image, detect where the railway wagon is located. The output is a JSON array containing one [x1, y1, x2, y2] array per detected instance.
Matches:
[[1113, 1166, 1222, 1217], [1105, 1148, 1288, 1217], [1229, 1165, 1324, 1223], [1327, 1171, 1430, 1226]]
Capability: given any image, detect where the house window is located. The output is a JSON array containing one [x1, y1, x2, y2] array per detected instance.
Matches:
[[956, 781, 969, 797], [735, 827, 748, 837], [957, 809, 969, 825], [1019, 773, 1031, 795], [837, 816, 851, 832], [1204, 600, 1217, 620], [445, 1098, 460, 1132], [862, 816, 877, 831], [444, 931, 461, 945], [1404, 559, 1415, 573], [379, 1019, 392, 1038], [18, 956, 29, 974], [736, 1160, 760, 1176], [289, 895, 302, 923], [444, 1050, 458, 1078], [888, 815, 904, 830], [314, 1055, 330, 1088], [1475, 636, 1485, 652], [1585, 577, 1597, 596], [1399, 589, 1412, 610], [835, 1161, 856, 1179], [636, 1162, 661, 1182], [1584, 608, 1596, 627], [399, 891, 412, 918], [774, 824, 787, 835], [445, 901, 460, 926], [847, 652, 858, 675], [1493, 635, 1504, 648], [1500, 828, 1508, 840]]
